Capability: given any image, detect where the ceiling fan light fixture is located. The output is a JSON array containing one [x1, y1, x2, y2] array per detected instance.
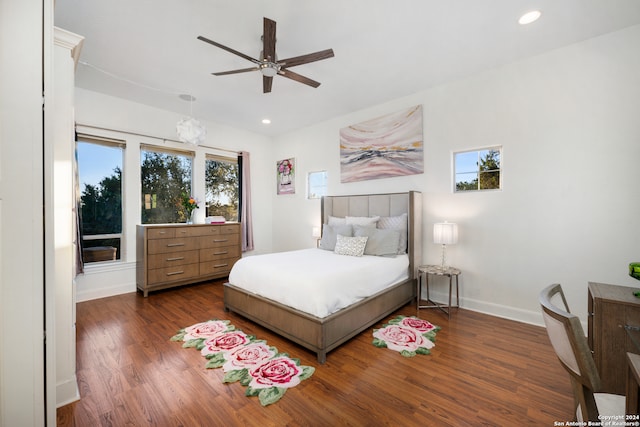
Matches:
[[260, 62, 280, 77]]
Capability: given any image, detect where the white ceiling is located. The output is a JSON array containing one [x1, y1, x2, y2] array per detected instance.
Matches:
[[54, 1, 640, 137]]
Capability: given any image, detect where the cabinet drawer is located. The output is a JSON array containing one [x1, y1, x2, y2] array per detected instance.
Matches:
[[147, 228, 175, 239], [199, 257, 240, 276], [148, 237, 199, 254], [174, 227, 205, 238], [148, 263, 199, 285], [220, 224, 240, 234], [199, 246, 240, 262], [199, 233, 240, 249], [148, 250, 199, 269]]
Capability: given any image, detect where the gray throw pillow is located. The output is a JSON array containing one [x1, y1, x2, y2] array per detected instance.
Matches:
[[354, 225, 401, 257], [318, 224, 353, 251]]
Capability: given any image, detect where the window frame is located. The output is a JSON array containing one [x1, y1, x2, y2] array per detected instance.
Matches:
[[307, 170, 328, 200], [140, 144, 195, 224], [204, 153, 240, 222], [453, 146, 502, 193], [76, 134, 125, 263]]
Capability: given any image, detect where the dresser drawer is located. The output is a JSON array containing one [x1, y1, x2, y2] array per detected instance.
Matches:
[[148, 263, 199, 285], [199, 246, 241, 262], [147, 250, 199, 269], [199, 257, 240, 276], [148, 237, 199, 254], [198, 233, 240, 249], [147, 228, 175, 239]]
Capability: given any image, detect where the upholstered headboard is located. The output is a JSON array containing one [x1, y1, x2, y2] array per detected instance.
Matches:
[[321, 191, 423, 280]]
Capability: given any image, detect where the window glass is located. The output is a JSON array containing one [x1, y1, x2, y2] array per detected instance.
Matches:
[[141, 148, 193, 224], [307, 171, 327, 199], [454, 147, 502, 192], [205, 156, 239, 221], [77, 139, 123, 263]]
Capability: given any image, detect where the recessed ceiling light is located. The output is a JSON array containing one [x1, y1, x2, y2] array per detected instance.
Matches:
[[518, 10, 541, 25], [178, 94, 195, 101], [262, 119, 271, 125]]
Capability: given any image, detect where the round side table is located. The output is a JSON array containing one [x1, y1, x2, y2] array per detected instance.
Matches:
[[417, 265, 461, 319]]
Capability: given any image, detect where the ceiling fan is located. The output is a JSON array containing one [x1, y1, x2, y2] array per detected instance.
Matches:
[[197, 17, 334, 94]]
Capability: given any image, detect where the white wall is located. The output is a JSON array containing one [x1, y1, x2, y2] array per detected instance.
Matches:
[[73, 89, 274, 301], [271, 24, 640, 325]]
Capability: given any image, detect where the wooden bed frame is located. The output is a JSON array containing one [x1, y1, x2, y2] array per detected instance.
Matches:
[[223, 191, 422, 363]]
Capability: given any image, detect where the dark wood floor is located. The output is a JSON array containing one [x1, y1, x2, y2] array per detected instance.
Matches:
[[57, 279, 574, 426]]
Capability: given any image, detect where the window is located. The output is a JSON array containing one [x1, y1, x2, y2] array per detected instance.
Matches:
[[205, 155, 239, 221], [307, 171, 327, 199], [141, 146, 194, 224], [454, 147, 502, 192], [77, 137, 124, 263]]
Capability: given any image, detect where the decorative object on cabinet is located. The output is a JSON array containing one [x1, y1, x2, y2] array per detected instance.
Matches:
[[276, 158, 295, 195], [136, 223, 240, 297], [339, 104, 423, 183], [587, 281, 640, 395], [433, 221, 458, 268], [630, 262, 640, 281]]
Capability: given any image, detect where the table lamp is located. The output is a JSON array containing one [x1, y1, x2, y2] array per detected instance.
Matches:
[[434, 221, 458, 269]]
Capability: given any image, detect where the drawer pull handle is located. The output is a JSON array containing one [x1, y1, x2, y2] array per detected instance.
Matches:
[[166, 243, 185, 247], [214, 251, 228, 255], [214, 263, 228, 268], [166, 257, 185, 261], [214, 239, 228, 243], [166, 270, 184, 276]]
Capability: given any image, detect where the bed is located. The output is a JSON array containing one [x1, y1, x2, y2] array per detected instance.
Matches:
[[223, 191, 422, 363]]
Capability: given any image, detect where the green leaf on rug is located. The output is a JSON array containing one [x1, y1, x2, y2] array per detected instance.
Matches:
[[223, 368, 248, 383], [204, 353, 226, 368]]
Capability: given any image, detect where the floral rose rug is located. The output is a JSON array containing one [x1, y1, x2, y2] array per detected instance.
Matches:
[[372, 315, 441, 357], [171, 319, 315, 406]]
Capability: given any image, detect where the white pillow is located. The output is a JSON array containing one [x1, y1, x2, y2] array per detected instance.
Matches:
[[346, 216, 380, 228], [328, 216, 346, 226], [334, 235, 368, 257]]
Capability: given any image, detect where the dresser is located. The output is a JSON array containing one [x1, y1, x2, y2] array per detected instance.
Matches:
[[136, 223, 241, 297], [587, 281, 640, 394]]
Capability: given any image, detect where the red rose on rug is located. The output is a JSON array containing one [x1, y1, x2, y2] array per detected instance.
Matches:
[[222, 342, 276, 372], [182, 319, 232, 341], [248, 357, 303, 390], [373, 324, 434, 353], [200, 330, 251, 357], [399, 317, 437, 334]]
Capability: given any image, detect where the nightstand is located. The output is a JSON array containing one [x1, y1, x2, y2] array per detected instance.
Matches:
[[417, 265, 461, 319]]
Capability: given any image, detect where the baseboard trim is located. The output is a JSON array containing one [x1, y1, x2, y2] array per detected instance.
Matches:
[[56, 375, 80, 408]]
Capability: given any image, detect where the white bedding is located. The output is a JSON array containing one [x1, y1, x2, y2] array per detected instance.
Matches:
[[227, 248, 409, 318]]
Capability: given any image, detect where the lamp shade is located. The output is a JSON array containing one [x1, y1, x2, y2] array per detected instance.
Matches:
[[312, 226, 321, 238], [433, 222, 458, 245]]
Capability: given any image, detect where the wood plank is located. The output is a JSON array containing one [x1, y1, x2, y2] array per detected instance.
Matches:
[[58, 279, 574, 425]]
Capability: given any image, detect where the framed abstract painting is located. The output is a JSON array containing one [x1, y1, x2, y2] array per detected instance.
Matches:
[[340, 105, 424, 183], [276, 158, 295, 195]]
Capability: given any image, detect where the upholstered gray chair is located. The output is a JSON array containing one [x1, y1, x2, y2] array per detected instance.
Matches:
[[539, 284, 625, 422]]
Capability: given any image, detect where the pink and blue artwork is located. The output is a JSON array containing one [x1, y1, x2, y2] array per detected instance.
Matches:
[[340, 105, 423, 183]]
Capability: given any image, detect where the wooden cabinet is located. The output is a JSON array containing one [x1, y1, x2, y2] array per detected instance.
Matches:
[[588, 281, 640, 395], [136, 223, 241, 296]]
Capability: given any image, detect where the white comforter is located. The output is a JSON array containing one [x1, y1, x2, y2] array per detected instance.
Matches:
[[228, 248, 409, 318]]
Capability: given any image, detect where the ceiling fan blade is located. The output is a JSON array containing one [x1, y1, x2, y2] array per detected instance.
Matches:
[[213, 66, 259, 76], [197, 35, 260, 65], [263, 75, 273, 93], [278, 49, 334, 68], [262, 18, 277, 62], [278, 69, 321, 88]]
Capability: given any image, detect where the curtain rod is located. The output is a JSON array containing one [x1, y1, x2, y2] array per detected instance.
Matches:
[[75, 122, 240, 155]]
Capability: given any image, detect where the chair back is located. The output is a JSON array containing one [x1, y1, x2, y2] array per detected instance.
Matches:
[[539, 284, 601, 421]]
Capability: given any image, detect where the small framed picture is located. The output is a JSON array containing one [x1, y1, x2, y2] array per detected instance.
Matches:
[[277, 158, 295, 195]]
